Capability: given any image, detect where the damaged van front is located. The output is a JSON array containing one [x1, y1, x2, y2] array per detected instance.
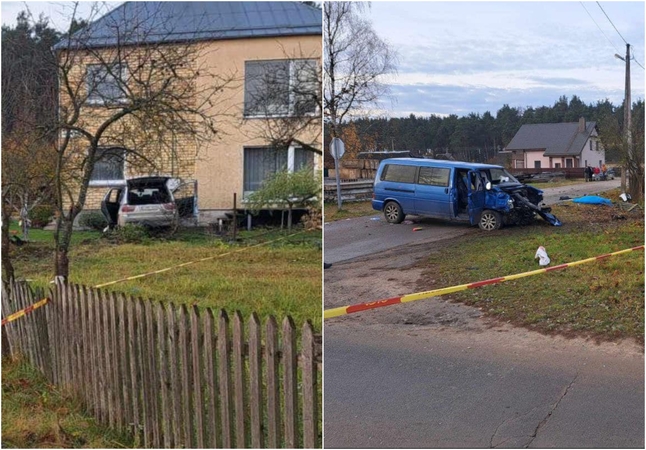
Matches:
[[468, 167, 562, 230]]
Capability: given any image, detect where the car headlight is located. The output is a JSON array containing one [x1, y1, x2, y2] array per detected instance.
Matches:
[[507, 199, 514, 209]]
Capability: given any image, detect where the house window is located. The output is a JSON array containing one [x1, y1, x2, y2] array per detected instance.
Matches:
[[566, 159, 573, 168], [595, 141, 599, 151], [243, 146, 314, 194], [590, 140, 592, 151], [90, 147, 125, 185], [86, 64, 127, 104], [244, 59, 318, 117], [534, 161, 541, 169], [554, 163, 561, 169]]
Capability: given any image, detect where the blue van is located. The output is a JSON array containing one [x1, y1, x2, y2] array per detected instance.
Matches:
[[372, 158, 561, 231]]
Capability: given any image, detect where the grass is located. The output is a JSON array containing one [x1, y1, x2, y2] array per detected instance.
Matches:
[[526, 178, 586, 188], [8, 224, 322, 330], [1, 356, 135, 448], [324, 201, 377, 221], [416, 188, 644, 342]]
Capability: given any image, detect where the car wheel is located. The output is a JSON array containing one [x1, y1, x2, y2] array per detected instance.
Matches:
[[384, 201, 405, 224], [479, 210, 502, 231]]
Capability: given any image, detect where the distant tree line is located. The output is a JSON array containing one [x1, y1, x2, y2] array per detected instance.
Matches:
[[325, 95, 644, 167]]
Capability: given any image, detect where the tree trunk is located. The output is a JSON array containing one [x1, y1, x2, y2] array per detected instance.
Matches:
[[54, 217, 74, 279], [1, 212, 14, 283], [288, 205, 293, 231]]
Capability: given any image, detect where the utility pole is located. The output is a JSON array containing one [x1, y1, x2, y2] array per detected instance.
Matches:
[[617, 43, 631, 193]]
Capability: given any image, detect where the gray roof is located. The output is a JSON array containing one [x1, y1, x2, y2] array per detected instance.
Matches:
[[55, 2, 321, 50], [505, 121, 597, 157]]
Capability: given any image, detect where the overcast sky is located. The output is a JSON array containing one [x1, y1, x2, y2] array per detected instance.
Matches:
[[1, 1, 121, 32], [3, 1, 644, 120], [368, 1, 645, 118]]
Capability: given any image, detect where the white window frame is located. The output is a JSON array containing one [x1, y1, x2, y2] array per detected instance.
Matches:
[[242, 144, 313, 197], [88, 147, 127, 187], [85, 63, 129, 106], [243, 59, 319, 119]]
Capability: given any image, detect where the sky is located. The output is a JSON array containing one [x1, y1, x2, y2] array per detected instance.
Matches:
[[2, 1, 644, 120], [1, 1, 121, 32], [367, 1, 645, 118]]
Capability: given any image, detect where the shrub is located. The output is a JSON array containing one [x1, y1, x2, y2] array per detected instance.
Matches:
[[105, 224, 150, 244], [78, 211, 108, 231], [29, 205, 54, 228]]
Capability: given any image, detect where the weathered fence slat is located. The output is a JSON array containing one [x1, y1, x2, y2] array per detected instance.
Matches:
[[178, 304, 194, 448], [249, 313, 263, 449], [302, 321, 318, 448], [136, 298, 152, 447], [3, 281, 322, 449], [145, 300, 161, 448], [166, 303, 182, 448], [218, 310, 233, 448], [155, 302, 171, 449], [126, 295, 141, 444], [233, 311, 246, 448], [202, 309, 218, 448], [266, 316, 280, 448], [283, 317, 299, 448], [190, 306, 206, 448], [118, 294, 132, 433]]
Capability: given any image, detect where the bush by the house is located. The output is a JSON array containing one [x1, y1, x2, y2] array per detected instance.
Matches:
[[78, 212, 108, 231], [29, 205, 54, 228]]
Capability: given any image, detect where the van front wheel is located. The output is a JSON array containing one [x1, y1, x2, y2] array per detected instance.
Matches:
[[479, 210, 502, 231], [384, 202, 405, 224]]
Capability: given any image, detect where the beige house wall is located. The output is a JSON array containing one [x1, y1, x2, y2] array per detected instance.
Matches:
[[194, 35, 321, 218], [67, 35, 322, 219]]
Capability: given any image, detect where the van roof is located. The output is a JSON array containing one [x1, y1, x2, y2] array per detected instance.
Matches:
[[380, 158, 504, 170]]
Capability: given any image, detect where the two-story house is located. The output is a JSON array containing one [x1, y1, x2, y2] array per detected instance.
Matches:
[[505, 117, 605, 170], [55, 1, 322, 224]]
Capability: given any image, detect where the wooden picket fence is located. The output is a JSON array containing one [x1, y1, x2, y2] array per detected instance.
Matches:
[[1, 280, 322, 448]]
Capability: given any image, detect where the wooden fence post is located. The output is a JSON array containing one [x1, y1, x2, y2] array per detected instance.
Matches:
[[218, 310, 233, 448], [266, 316, 280, 448], [302, 321, 318, 448], [233, 311, 246, 448], [202, 308, 218, 448], [190, 305, 206, 448], [249, 313, 263, 448], [283, 316, 298, 448]]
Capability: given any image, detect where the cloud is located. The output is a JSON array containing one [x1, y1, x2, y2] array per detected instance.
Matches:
[[367, 1, 645, 118]]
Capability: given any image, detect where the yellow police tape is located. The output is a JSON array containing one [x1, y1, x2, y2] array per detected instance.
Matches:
[[324, 245, 645, 319], [3, 231, 308, 326], [95, 230, 306, 288]]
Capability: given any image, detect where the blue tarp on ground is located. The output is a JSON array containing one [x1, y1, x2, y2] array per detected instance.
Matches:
[[572, 195, 613, 205]]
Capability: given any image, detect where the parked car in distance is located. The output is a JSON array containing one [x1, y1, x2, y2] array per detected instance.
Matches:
[[593, 169, 615, 181], [372, 158, 561, 231], [101, 176, 178, 229]]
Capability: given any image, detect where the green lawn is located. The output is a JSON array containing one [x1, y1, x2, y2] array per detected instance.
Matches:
[[416, 189, 644, 342], [2, 356, 135, 448], [8, 225, 322, 330], [324, 201, 377, 221]]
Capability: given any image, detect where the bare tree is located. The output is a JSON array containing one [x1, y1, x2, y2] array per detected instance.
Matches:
[[324, 2, 397, 138], [37, 2, 236, 278]]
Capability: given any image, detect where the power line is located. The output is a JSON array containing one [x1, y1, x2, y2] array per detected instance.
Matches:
[[596, 1, 628, 45], [591, 2, 645, 71], [579, 2, 620, 54]]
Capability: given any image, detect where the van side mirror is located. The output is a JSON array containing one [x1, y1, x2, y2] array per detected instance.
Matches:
[[485, 181, 492, 191]]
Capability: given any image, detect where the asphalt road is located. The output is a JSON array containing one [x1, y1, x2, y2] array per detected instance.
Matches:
[[324, 178, 621, 264], [324, 327, 644, 448], [323, 177, 643, 448]]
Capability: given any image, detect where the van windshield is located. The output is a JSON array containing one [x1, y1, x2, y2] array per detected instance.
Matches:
[[485, 168, 519, 185]]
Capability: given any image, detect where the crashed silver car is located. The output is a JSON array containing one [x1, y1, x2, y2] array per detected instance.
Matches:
[[101, 177, 178, 228]]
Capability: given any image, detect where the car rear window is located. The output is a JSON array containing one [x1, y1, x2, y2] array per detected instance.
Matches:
[[127, 187, 171, 205], [381, 164, 417, 183]]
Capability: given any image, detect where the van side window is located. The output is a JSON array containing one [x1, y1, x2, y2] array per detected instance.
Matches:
[[418, 167, 450, 187], [381, 164, 417, 183]]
